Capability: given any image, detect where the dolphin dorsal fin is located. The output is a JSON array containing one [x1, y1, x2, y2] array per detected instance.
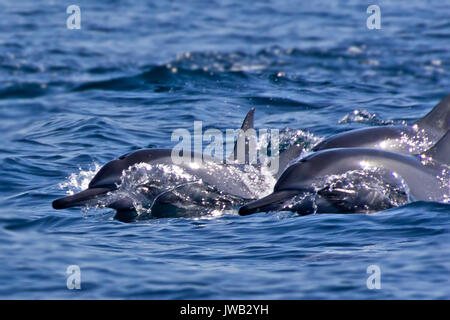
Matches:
[[422, 130, 450, 165], [415, 94, 450, 136], [239, 107, 255, 132], [229, 108, 255, 162]]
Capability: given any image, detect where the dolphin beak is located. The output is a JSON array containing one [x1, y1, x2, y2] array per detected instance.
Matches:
[[239, 190, 299, 216], [52, 187, 111, 209]]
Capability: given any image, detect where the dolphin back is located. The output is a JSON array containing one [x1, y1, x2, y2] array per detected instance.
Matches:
[[416, 94, 450, 137], [422, 130, 450, 165]]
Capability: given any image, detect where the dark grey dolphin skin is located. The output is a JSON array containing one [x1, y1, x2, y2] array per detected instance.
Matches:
[[312, 95, 450, 154], [239, 131, 449, 216], [53, 149, 258, 221], [52, 110, 256, 220], [52, 108, 300, 221]]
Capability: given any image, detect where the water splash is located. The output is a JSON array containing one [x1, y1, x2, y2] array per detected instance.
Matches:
[[339, 109, 394, 125], [280, 167, 412, 214], [436, 166, 450, 204], [58, 163, 101, 195], [279, 128, 322, 152], [105, 163, 203, 218], [399, 126, 435, 155], [316, 168, 412, 211]]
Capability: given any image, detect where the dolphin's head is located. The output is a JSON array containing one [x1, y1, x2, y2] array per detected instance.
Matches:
[[52, 149, 173, 211], [88, 158, 127, 190], [238, 150, 354, 215], [51, 158, 126, 210], [52, 150, 155, 210], [238, 157, 318, 215]]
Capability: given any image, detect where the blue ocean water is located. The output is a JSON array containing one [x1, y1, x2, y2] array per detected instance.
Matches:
[[0, 0, 449, 299]]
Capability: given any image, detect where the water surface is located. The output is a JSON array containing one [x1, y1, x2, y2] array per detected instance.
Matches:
[[0, 0, 449, 299]]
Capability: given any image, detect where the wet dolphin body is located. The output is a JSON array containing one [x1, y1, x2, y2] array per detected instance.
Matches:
[[266, 95, 450, 180], [239, 131, 450, 216], [52, 110, 256, 220], [312, 95, 450, 154], [53, 149, 257, 220], [52, 109, 301, 221]]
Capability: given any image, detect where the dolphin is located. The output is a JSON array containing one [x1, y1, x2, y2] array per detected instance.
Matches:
[[239, 131, 449, 216], [53, 149, 261, 221], [52, 109, 300, 221], [312, 95, 450, 154], [52, 109, 256, 221]]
